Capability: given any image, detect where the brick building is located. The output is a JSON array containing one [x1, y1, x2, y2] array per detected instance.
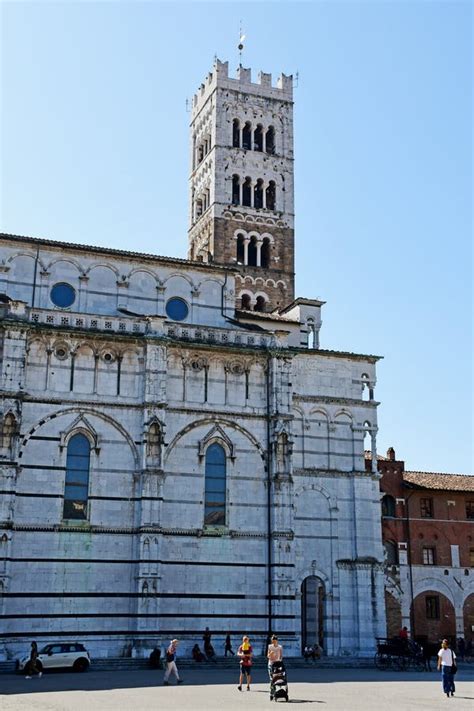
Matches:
[[367, 448, 474, 647]]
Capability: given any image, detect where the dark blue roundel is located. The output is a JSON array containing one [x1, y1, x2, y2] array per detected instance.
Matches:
[[165, 297, 189, 321], [50, 282, 76, 308]]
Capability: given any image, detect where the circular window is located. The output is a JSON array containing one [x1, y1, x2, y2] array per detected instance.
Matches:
[[50, 283, 76, 308], [165, 297, 189, 321], [102, 352, 114, 363], [55, 346, 68, 360]]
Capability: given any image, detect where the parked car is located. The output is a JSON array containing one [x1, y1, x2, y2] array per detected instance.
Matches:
[[17, 643, 91, 673]]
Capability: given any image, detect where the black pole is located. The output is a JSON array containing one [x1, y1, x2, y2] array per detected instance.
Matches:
[[405, 490, 416, 640], [266, 353, 273, 641], [31, 244, 40, 307]]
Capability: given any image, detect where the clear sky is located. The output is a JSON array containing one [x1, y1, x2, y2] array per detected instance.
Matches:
[[1, 1, 472, 473]]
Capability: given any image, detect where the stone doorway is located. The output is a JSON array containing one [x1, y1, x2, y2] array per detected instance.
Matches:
[[301, 575, 325, 653]]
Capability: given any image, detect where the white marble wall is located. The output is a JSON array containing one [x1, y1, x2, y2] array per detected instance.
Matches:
[[0, 237, 385, 660]]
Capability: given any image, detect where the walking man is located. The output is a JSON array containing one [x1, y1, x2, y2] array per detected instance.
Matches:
[[237, 635, 253, 691], [225, 633, 234, 657], [437, 638, 456, 698], [163, 639, 184, 686]]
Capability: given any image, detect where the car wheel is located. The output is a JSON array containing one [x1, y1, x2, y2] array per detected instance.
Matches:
[[73, 658, 89, 673]]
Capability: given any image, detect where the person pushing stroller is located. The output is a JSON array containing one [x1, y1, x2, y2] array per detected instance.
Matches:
[[267, 634, 289, 702]]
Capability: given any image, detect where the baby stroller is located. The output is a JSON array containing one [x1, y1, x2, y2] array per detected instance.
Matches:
[[270, 660, 289, 702]]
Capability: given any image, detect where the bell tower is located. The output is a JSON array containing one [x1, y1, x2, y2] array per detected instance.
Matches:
[[188, 59, 295, 313]]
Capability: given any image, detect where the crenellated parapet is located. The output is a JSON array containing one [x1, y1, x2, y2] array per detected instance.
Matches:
[[192, 58, 293, 117]]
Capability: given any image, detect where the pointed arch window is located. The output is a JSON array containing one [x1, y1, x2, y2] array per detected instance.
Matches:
[[204, 443, 226, 526], [63, 433, 91, 520]]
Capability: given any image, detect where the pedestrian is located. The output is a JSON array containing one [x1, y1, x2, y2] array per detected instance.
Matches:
[[237, 635, 253, 691], [192, 644, 206, 662], [203, 626, 216, 661], [267, 635, 283, 680], [224, 633, 235, 657], [25, 641, 42, 679], [457, 637, 466, 662], [163, 639, 184, 685], [437, 638, 456, 698], [399, 626, 408, 640]]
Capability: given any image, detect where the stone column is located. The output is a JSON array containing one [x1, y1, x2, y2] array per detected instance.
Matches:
[[256, 241, 262, 267], [243, 238, 250, 265]]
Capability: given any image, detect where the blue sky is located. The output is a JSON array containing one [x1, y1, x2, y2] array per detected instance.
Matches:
[[1, 1, 472, 473]]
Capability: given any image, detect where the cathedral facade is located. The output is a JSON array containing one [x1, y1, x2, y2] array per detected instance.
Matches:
[[0, 60, 385, 659]]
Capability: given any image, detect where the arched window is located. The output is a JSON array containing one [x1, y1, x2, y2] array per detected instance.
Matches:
[[254, 179, 264, 209], [254, 124, 264, 151], [384, 540, 399, 566], [63, 433, 91, 520], [381, 494, 396, 518], [242, 177, 252, 207], [261, 238, 271, 268], [266, 181, 276, 210], [232, 119, 240, 148], [242, 121, 252, 150], [266, 126, 275, 154], [241, 293, 251, 310], [236, 234, 245, 264], [232, 175, 240, 205], [255, 295, 266, 312], [248, 237, 257, 267], [204, 443, 226, 526]]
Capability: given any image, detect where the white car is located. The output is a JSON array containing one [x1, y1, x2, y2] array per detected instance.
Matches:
[[17, 643, 91, 673]]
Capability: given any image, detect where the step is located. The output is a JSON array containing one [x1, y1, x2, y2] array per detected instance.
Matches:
[[0, 656, 376, 675]]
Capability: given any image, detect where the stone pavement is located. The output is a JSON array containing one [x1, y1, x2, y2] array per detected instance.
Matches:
[[1, 666, 473, 710]]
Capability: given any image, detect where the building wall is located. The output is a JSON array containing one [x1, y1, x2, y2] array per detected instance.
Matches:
[[377, 454, 474, 645], [0, 237, 385, 660]]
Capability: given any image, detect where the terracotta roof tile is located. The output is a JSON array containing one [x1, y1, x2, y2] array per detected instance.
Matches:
[[403, 471, 474, 492]]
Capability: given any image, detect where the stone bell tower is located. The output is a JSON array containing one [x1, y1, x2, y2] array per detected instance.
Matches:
[[188, 59, 295, 313]]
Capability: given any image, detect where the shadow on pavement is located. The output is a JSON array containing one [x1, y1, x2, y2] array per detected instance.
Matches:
[[1, 666, 473, 697]]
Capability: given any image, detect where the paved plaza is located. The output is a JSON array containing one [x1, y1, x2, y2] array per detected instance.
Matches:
[[1, 666, 473, 711]]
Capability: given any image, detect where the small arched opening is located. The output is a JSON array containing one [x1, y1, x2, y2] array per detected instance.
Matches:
[[232, 119, 240, 148], [266, 181, 276, 210], [254, 295, 266, 312], [241, 293, 251, 310], [266, 125, 275, 154], [242, 121, 252, 150], [261, 238, 271, 268], [242, 177, 252, 207], [232, 175, 240, 205], [254, 124, 264, 151], [247, 237, 258, 267], [236, 234, 245, 264], [254, 179, 264, 209]]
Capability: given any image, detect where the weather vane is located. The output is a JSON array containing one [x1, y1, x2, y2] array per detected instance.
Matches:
[[238, 22, 246, 66]]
